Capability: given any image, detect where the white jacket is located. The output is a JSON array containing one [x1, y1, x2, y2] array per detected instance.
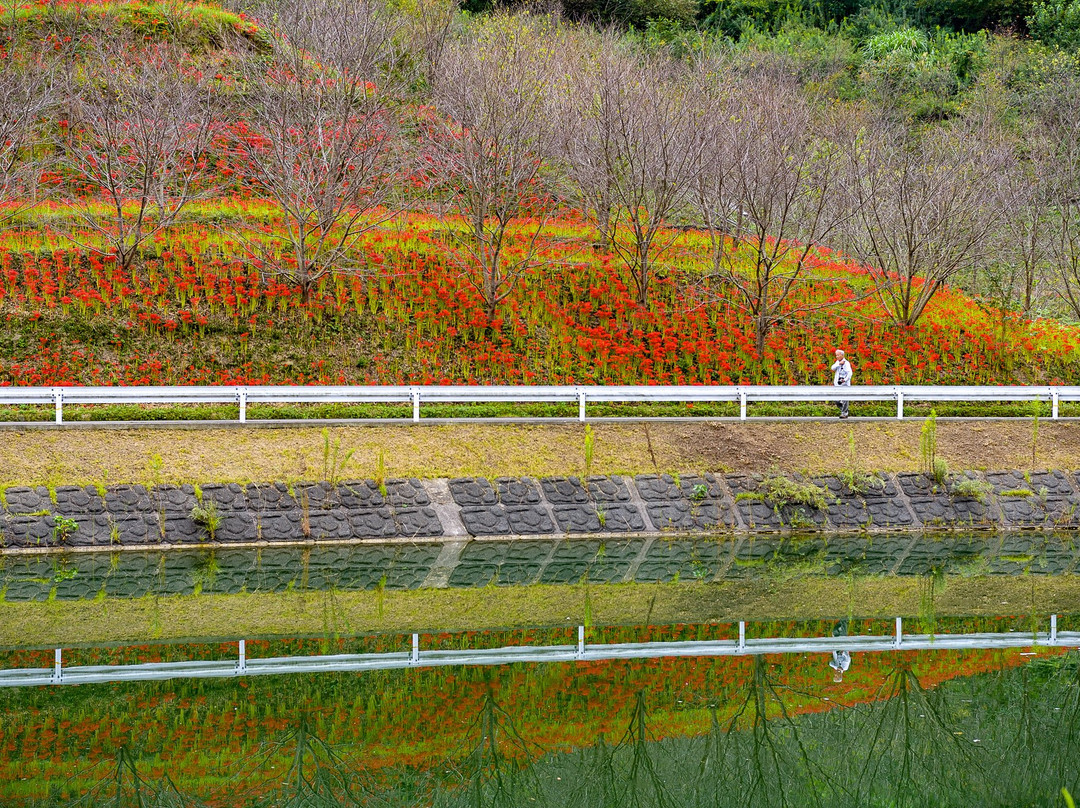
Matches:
[[831, 359, 852, 386]]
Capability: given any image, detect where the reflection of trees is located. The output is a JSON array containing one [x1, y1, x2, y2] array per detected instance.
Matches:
[[42, 652, 1080, 808], [435, 685, 545, 808], [844, 664, 983, 806], [702, 655, 832, 808], [70, 746, 201, 808], [983, 654, 1080, 804]]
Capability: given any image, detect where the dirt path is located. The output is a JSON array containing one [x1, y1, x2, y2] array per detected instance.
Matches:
[[0, 419, 1074, 487]]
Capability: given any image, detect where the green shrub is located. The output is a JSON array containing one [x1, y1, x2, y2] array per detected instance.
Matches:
[[951, 478, 994, 503], [758, 474, 830, 511]]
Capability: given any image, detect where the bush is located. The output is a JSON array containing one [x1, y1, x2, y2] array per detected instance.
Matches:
[[1029, 0, 1080, 51], [951, 477, 994, 503], [758, 474, 830, 510]]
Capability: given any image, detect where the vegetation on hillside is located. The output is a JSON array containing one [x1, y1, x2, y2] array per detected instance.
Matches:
[[2, 0, 1080, 387]]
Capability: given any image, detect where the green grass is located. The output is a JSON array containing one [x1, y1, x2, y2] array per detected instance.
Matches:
[[0, 0, 261, 51], [0, 399, 1071, 424]]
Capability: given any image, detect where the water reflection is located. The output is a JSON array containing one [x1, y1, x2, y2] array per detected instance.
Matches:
[[828, 618, 851, 682], [0, 627, 1077, 806]]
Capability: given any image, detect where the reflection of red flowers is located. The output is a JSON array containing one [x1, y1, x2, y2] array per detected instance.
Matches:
[[0, 629, 1060, 805]]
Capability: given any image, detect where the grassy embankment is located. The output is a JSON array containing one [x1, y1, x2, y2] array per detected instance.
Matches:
[[0, 419, 1079, 489]]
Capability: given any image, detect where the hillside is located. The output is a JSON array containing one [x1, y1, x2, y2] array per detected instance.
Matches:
[[2, 0, 1080, 392]]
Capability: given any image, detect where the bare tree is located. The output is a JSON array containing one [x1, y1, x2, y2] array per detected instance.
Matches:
[[692, 62, 851, 355], [59, 41, 217, 270], [0, 50, 58, 223], [233, 0, 407, 300], [1033, 75, 1080, 322], [565, 46, 705, 305], [553, 29, 624, 250], [841, 117, 1012, 327], [425, 13, 566, 318], [396, 0, 458, 90]]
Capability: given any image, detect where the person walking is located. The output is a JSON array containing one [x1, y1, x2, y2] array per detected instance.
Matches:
[[831, 349, 852, 419]]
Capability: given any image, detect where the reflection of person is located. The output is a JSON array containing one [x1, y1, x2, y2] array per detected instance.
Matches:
[[829, 618, 850, 682], [829, 650, 851, 682], [831, 349, 853, 419]]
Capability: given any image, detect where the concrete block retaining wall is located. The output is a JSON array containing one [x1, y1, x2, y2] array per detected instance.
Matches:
[[4, 471, 1080, 552]]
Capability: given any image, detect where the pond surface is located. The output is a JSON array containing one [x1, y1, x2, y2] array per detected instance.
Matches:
[[2, 530, 1079, 603], [1, 616, 1079, 807]]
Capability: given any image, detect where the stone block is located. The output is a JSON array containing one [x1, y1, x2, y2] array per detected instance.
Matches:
[[246, 483, 300, 511], [385, 479, 431, 508], [9, 515, 55, 548], [586, 476, 632, 503], [866, 500, 917, 528], [198, 483, 248, 511], [541, 477, 591, 504], [154, 485, 198, 516], [393, 507, 443, 537], [53, 486, 106, 515], [460, 505, 511, 536], [634, 474, 682, 501], [63, 514, 115, 547], [2, 486, 52, 515], [988, 470, 1075, 498], [552, 503, 600, 533], [679, 473, 726, 501], [255, 510, 306, 542], [104, 485, 154, 514], [496, 477, 542, 504], [347, 508, 397, 539], [449, 478, 498, 506], [162, 513, 204, 544], [505, 505, 556, 535], [646, 501, 693, 531], [304, 510, 354, 541], [214, 511, 258, 543]]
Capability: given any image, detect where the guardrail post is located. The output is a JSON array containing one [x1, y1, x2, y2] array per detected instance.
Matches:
[[738, 621, 746, 652], [52, 648, 62, 684], [411, 389, 420, 423], [894, 617, 903, 648], [410, 633, 419, 664], [739, 390, 747, 421], [577, 625, 585, 659], [1051, 614, 1058, 644], [896, 391, 904, 420], [238, 639, 247, 673], [578, 389, 586, 422], [1053, 390, 1060, 420], [238, 389, 247, 424], [54, 388, 63, 424]]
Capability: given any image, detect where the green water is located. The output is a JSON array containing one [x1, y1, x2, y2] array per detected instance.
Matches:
[[0, 617, 1077, 807]]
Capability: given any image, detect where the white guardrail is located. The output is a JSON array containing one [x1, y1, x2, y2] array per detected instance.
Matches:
[[3, 618, 1076, 687], [0, 384, 1077, 424]]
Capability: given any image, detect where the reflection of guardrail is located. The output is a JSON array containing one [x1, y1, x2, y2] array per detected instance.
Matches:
[[1, 384, 1079, 424], [4, 618, 1077, 688]]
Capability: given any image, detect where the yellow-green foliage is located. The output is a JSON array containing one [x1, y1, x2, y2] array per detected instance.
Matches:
[[0, 0, 261, 52]]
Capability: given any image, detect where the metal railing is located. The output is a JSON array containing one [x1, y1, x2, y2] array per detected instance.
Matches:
[[0, 384, 1078, 424], [3, 617, 1075, 687]]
